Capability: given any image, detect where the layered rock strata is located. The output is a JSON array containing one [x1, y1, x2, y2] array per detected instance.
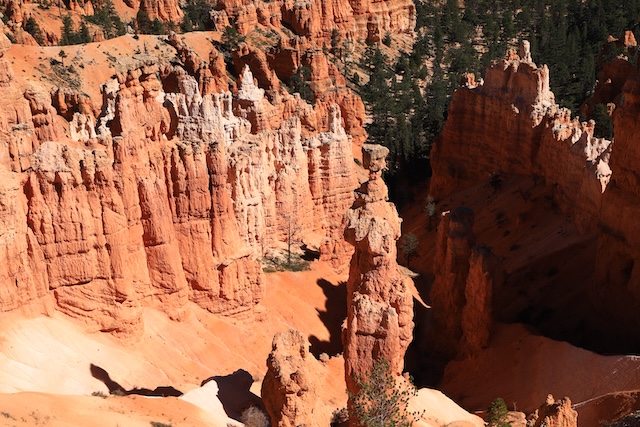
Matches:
[[138, 0, 184, 23], [217, 0, 416, 43], [429, 208, 502, 359], [0, 38, 358, 335], [342, 144, 414, 395], [261, 329, 322, 427]]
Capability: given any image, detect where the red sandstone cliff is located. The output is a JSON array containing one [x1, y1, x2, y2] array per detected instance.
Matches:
[[429, 37, 640, 344], [588, 34, 640, 334], [342, 144, 414, 397], [430, 41, 611, 235], [217, 0, 415, 43], [138, 0, 183, 23], [0, 34, 360, 336]]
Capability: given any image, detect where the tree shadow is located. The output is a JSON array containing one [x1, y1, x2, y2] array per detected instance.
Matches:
[[89, 364, 182, 397], [309, 279, 347, 358], [201, 369, 263, 422]]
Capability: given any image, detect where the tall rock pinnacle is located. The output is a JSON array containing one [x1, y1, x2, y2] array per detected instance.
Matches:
[[342, 144, 414, 395]]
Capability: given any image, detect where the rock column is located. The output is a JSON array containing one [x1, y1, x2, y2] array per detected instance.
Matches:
[[342, 144, 414, 395]]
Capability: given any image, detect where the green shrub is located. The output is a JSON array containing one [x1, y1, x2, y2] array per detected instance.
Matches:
[[261, 256, 310, 273], [91, 391, 108, 398], [382, 32, 392, 46]]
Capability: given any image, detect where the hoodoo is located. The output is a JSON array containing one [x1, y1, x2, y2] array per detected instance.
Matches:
[[342, 144, 414, 395]]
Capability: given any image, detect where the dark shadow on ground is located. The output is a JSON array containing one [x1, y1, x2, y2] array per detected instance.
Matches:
[[90, 364, 182, 397], [202, 369, 263, 422], [309, 279, 347, 358]]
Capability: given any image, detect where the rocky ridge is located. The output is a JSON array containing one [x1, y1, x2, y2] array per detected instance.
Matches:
[[217, 0, 415, 44]]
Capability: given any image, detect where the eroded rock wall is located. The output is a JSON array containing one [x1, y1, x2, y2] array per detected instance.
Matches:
[[0, 38, 358, 336], [429, 208, 502, 359], [218, 0, 415, 43], [429, 38, 640, 343], [589, 34, 640, 333], [430, 41, 610, 234]]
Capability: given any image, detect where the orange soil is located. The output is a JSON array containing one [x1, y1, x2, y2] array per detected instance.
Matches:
[[0, 261, 349, 425]]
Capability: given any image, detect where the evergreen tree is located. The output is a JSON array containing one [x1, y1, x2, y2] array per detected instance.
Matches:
[[181, 0, 213, 31], [354, 0, 639, 197], [78, 21, 91, 43], [486, 398, 511, 427], [25, 16, 45, 45], [288, 66, 314, 104], [347, 359, 421, 427], [60, 15, 76, 45], [86, 0, 126, 39]]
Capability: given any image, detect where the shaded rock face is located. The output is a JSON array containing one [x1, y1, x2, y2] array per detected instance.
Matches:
[[429, 208, 502, 359], [430, 40, 640, 341], [342, 144, 414, 396], [431, 37, 640, 344], [590, 36, 640, 336], [261, 329, 322, 427], [0, 44, 357, 336], [430, 41, 611, 234], [528, 395, 577, 427]]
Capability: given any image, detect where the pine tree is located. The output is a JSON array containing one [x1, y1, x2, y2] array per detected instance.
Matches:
[[487, 398, 511, 427], [86, 0, 125, 39], [347, 359, 421, 427], [78, 21, 91, 43], [60, 15, 76, 45], [24, 16, 45, 45]]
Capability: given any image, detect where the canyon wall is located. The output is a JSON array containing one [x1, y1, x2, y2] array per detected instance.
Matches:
[[0, 35, 360, 336], [589, 33, 640, 333], [342, 144, 414, 396], [430, 38, 640, 342], [430, 41, 610, 234]]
